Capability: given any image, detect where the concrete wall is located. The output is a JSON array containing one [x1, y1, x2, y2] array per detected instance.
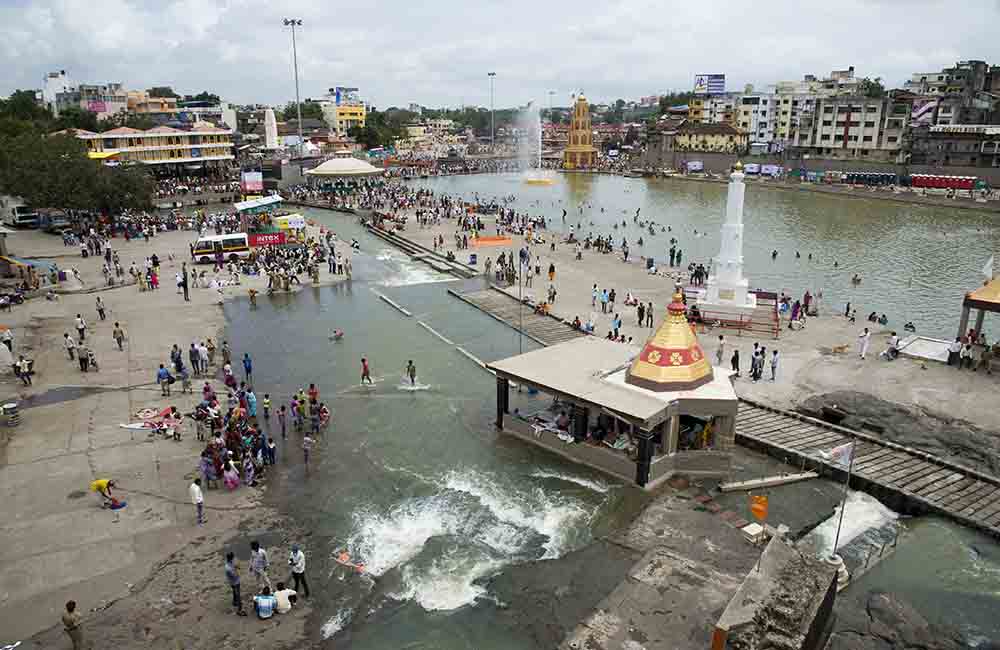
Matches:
[[645, 148, 1000, 184]]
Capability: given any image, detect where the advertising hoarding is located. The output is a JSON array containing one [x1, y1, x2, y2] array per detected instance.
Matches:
[[693, 74, 726, 95]]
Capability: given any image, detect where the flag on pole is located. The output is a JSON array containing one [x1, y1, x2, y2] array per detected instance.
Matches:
[[983, 255, 994, 279], [822, 441, 854, 469]]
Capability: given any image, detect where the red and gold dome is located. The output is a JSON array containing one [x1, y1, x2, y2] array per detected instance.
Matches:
[[626, 286, 713, 392]]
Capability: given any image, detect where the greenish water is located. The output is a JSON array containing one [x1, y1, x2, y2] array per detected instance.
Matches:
[[224, 208, 647, 648], [410, 173, 1000, 339]]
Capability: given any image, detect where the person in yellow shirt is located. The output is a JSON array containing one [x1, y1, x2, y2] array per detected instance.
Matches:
[[89, 478, 116, 507]]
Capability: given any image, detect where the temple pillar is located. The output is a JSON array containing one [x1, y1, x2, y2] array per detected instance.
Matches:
[[495, 377, 508, 428], [975, 309, 986, 336], [635, 428, 655, 487], [572, 405, 589, 440], [666, 415, 680, 454], [957, 305, 971, 339]]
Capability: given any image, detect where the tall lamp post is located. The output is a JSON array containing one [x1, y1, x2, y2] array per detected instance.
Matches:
[[283, 18, 304, 159], [488, 72, 496, 150]]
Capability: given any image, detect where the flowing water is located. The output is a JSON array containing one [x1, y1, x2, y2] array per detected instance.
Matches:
[[223, 208, 647, 647], [410, 173, 1000, 338]]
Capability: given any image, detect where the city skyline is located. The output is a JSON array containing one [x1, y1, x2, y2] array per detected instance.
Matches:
[[2, 0, 1000, 109]]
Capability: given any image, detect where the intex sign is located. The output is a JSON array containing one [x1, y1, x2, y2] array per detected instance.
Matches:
[[249, 232, 286, 247]]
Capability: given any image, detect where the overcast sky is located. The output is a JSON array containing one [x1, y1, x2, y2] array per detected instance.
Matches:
[[2, 0, 1000, 109]]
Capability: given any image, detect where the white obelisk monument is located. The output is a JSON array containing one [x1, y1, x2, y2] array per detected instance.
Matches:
[[699, 162, 757, 314], [264, 108, 279, 149]]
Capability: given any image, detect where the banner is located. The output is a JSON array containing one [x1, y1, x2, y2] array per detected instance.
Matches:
[[686, 160, 704, 172], [86, 100, 107, 114], [750, 495, 768, 521], [910, 98, 938, 126], [761, 164, 783, 177], [694, 74, 726, 95], [249, 232, 286, 247], [743, 163, 761, 174], [241, 171, 264, 192]]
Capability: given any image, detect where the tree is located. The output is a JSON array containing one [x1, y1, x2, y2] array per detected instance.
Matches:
[[182, 91, 221, 104], [658, 92, 694, 115], [0, 90, 51, 123], [147, 86, 180, 98], [348, 110, 408, 149], [52, 106, 100, 133], [282, 101, 324, 122], [0, 131, 151, 211], [859, 77, 886, 99]]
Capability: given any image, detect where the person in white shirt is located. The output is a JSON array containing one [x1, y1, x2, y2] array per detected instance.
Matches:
[[273, 582, 297, 614], [64, 333, 77, 360], [857, 327, 871, 359], [1, 327, 12, 353], [947, 337, 963, 367], [189, 478, 204, 525], [74, 314, 87, 342]]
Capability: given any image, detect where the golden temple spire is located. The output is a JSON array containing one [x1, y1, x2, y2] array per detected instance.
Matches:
[[626, 285, 714, 392]]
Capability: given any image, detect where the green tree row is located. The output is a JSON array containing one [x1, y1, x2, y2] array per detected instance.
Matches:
[[0, 90, 153, 212]]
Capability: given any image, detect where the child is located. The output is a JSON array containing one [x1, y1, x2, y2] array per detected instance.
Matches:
[[277, 405, 287, 439], [262, 394, 271, 419], [180, 366, 193, 394], [310, 402, 321, 435], [318, 402, 331, 428], [302, 434, 314, 468], [266, 437, 277, 465]]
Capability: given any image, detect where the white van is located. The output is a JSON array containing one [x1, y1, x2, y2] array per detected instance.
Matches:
[[192, 233, 251, 263]]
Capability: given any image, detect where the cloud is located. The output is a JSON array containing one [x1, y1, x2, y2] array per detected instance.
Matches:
[[1, 0, 999, 108]]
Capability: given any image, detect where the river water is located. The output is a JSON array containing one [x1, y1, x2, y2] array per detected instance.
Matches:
[[223, 208, 647, 647], [410, 173, 1000, 339]]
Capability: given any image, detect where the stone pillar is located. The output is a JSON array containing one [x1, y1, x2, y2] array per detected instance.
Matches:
[[666, 415, 680, 454], [975, 309, 986, 336], [958, 305, 971, 339], [495, 377, 508, 428], [635, 429, 655, 487], [572, 405, 589, 440]]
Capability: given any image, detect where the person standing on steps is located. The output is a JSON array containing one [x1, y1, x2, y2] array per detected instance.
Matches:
[[242, 353, 253, 384], [225, 552, 247, 616], [770, 350, 779, 381], [62, 600, 84, 650], [95, 296, 106, 321], [731, 349, 740, 377], [74, 313, 86, 342], [64, 333, 77, 360], [190, 477, 204, 525], [858, 327, 871, 360], [289, 543, 310, 597], [715, 335, 725, 366], [645, 302, 654, 327]]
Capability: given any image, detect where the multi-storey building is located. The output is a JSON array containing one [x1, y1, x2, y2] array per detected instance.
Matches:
[[736, 87, 778, 148], [790, 94, 908, 162], [75, 124, 234, 167], [909, 124, 1000, 168], [317, 87, 367, 137], [54, 82, 127, 120], [688, 93, 738, 125], [904, 60, 999, 126], [675, 121, 748, 154], [126, 91, 179, 125], [41, 70, 72, 114]]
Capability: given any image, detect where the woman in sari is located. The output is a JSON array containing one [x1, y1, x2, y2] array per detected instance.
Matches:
[[243, 454, 256, 487], [223, 456, 240, 490]]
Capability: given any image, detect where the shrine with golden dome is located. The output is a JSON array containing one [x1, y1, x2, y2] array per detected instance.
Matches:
[[487, 286, 738, 489]]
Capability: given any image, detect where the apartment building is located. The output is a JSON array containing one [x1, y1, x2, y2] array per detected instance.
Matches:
[[688, 93, 738, 125], [905, 60, 999, 125], [54, 82, 127, 120], [790, 94, 908, 162]]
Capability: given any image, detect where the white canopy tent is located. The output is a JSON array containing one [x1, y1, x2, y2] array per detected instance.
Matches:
[[305, 157, 382, 178]]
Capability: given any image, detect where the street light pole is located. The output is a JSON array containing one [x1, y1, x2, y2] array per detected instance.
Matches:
[[488, 72, 496, 150], [283, 18, 304, 158]]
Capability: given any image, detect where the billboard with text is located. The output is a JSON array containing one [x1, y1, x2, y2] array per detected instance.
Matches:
[[693, 74, 726, 95]]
